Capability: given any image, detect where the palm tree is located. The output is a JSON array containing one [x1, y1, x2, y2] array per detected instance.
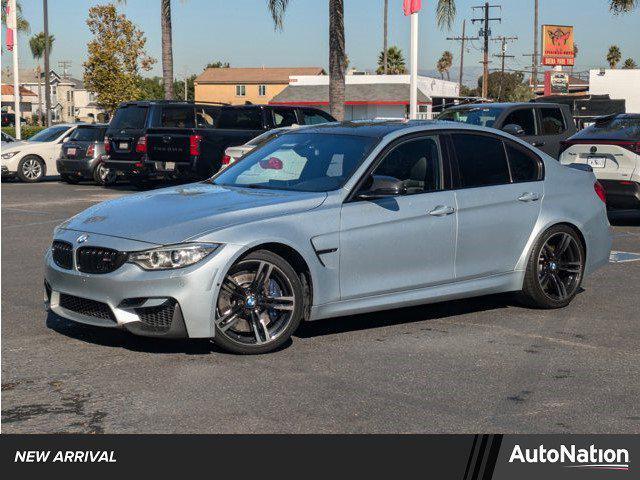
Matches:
[[1, 0, 30, 34], [377, 46, 407, 74], [161, 0, 174, 99], [609, 0, 638, 13], [382, 0, 388, 74], [622, 58, 638, 69], [268, 0, 346, 120], [606, 45, 622, 68], [440, 51, 453, 80], [29, 32, 54, 126]]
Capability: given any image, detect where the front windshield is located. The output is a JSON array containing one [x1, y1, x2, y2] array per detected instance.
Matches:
[[28, 125, 70, 142], [439, 107, 504, 128], [213, 132, 378, 192]]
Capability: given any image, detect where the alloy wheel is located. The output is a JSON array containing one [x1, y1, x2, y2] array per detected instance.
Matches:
[[97, 163, 116, 184], [216, 259, 296, 346], [22, 158, 42, 180], [537, 232, 583, 301]]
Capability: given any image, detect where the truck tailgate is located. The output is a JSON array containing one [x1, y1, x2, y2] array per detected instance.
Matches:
[[146, 129, 192, 162]]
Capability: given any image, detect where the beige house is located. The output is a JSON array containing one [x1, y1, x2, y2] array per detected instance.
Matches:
[[194, 67, 324, 105]]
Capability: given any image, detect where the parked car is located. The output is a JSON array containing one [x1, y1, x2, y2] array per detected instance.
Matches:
[[57, 123, 116, 185], [560, 113, 640, 210], [1, 131, 16, 144], [45, 120, 611, 354], [1, 124, 77, 182], [103, 101, 335, 187], [1, 112, 27, 127], [438, 102, 577, 159], [219, 126, 300, 172]]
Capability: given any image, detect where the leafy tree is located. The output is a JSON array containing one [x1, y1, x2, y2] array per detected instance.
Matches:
[[83, 3, 155, 113], [138, 76, 164, 100], [477, 71, 532, 102], [606, 45, 622, 68], [28, 32, 54, 125], [174, 74, 197, 101], [377, 46, 407, 74], [205, 61, 230, 69], [609, 0, 638, 13], [622, 58, 638, 69]]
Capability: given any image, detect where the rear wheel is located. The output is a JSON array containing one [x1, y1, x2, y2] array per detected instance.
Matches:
[[213, 250, 304, 354], [521, 225, 585, 309], [17, 155, 45, 182], [93, 162, 117, 186]]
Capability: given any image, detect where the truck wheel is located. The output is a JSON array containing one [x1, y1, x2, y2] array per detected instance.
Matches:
[[17, 155, 46, 183]]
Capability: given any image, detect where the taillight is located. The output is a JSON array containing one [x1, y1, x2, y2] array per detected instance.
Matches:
[[189, 135, 201, 156], [559, 140, 573, 156], [103, 137, 111, 154], [86, 143, 95, 157], [135, 135, 147, 154], [594, 181, 606, 204], [221, 154, 232, 166]]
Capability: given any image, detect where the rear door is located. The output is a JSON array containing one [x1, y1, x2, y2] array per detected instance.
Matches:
[[535, 106, 571, 158], [450, 132, 543, 279], [107, 104, 149, 161], [146, 105, 196, 163]]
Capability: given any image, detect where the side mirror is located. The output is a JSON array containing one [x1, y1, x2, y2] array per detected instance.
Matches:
[[503, 124, 525, 136], [356, 175, 406, 200]]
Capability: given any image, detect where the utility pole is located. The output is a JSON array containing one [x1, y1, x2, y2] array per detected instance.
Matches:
[[9, 0, 21, 139], [447, 20, 479, 93], [532, 0, 539, 94], [472, 2, 502, 98], [492, 36, 517, 100], [523, 52, 542, 92], [58, 60, 72, 78], [383, 0, 388, 74], [43, 0, 52, 126]]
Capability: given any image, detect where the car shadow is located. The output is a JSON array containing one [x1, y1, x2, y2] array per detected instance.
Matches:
[[295, 293, 514, 338], [608, 210, 640, 227]]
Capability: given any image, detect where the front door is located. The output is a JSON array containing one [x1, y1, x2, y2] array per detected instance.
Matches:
[[339, 135, 456, 300]]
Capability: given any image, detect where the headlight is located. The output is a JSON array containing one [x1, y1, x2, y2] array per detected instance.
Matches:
[[128, 243, 220, 270], [1, 151, 19, 160]]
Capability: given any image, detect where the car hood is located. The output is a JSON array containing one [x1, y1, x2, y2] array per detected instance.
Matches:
[[2, 140, 31, 151], [60, 183, 328, 245]]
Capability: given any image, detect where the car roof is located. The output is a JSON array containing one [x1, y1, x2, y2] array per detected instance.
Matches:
[[281, 119, 476, 137], [75, 123, 108, 128], [446, 102, 564, 110]]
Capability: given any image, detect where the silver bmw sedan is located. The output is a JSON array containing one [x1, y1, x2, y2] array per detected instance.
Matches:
[[44, 121, 612, 354]]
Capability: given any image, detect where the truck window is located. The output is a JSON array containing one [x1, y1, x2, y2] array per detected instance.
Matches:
[[272, 108, 298, 127], [160, 106, 195, 128], [539, 108, 566, 135], [195, 107, 218, 128], [217, 108, 263, 130], [503, 109, 537, 135], [110, 105, 148, 131], [302, 109, 334, 125]]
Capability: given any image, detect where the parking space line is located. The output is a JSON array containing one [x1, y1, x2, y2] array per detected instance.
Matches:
[[3, 218, 67, 229], [1, 207, 56, 215], [609, 251, 640, 263]]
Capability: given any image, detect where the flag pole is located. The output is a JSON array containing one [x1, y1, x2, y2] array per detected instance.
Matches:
[[409, 11, 419, 120], [10, 0, 22, 139]]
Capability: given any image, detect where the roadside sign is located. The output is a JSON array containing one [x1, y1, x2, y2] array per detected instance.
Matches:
[[542, 25, 575, 66]]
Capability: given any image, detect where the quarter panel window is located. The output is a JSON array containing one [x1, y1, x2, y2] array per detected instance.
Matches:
[[539, 108, 567, 135], [451, 133, 510, 188], [503, 109, 537, 135], [506, 143, 542, 183], [373, 136, 442, 194]]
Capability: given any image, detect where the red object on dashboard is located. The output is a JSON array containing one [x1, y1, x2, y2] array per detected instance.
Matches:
[[221, 154, 232, 166], [259, 157, 283, 170]]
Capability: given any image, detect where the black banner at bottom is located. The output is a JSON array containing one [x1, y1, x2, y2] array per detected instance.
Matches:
[[1, 434, 637, 478]]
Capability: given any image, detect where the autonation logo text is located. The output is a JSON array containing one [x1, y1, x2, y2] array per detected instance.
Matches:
[[509, 444, 630, 471]]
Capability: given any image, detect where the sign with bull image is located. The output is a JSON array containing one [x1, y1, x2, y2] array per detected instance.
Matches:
[[542, 25, 575, 66]]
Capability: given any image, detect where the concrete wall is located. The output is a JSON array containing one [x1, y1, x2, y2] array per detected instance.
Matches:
[[589, 69, 640, 113]]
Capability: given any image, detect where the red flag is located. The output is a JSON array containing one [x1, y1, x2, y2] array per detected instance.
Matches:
[[5, 1, 15, 51], [403, 0, 422, 16]]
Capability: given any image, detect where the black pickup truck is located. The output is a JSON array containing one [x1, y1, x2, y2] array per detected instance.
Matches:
[[104, 101, 335, 185]]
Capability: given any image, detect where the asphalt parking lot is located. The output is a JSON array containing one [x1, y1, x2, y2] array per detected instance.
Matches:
[[1, 179, 639, 433]]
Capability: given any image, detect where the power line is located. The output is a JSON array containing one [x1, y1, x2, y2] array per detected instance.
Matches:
[[492, 36, 518, 100], [447, 20, 479, 91], [472, 2, 502, 98]]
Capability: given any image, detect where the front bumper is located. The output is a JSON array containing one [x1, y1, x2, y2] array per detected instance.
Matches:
[[600, 180, 640, 210], [1, 165, 15, 178], [44, 230, 243, 338]]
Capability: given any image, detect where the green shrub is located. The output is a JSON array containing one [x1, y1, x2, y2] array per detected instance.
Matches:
[[1, 126, 48, 140]]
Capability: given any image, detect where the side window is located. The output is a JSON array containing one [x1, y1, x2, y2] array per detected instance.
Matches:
[[539, 108, 566, 135], [217, 108, 263, 130], [503, 108, 537, 135], [302, 109, 334, 125], [195, 107, 217, 128], [451, 133, 510, 188], [372, 136, 442, 194], [272, 108, 298, 127], [160, 106, 195, 128], [506, 143, 543, 183]]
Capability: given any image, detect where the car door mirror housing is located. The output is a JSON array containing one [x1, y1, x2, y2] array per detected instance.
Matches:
[[356, 175, 406, 200], [503, 124, 525, 136]]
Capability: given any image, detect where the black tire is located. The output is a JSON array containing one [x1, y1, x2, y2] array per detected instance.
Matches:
[[60, 173, 80, 184], [93, 162, 117, 186], [16, 155, 45, 182], [520, 225, 585, 309], [213, 250, 304, 354]]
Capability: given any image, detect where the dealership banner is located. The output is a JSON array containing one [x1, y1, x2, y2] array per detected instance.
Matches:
[[542, 25, 575, 66], [0, 435, 637, 477]]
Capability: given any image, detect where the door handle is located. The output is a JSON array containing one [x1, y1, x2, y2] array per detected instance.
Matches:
[[518, 192, 540, 202], [531, 141, 545, 147], [428, 205, 456, 216]]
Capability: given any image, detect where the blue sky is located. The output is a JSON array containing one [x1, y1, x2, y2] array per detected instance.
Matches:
[[2, 0, 639, 84]]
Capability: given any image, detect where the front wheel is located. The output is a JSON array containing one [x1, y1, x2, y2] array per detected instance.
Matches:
[[520, 225, 585, 309], [213, 250, 304, 354], [17, 156, 45, 182]]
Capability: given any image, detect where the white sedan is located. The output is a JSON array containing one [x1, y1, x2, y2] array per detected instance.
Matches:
[[1, 124, 78, 182]]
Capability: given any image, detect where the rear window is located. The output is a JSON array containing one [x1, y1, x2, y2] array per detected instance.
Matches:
[[70, 127, 106, 142], [439, 107, 503, 128], [110, 105, 148, 131], [579, 116, 640, 140], [217, 108, 263, 130]]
